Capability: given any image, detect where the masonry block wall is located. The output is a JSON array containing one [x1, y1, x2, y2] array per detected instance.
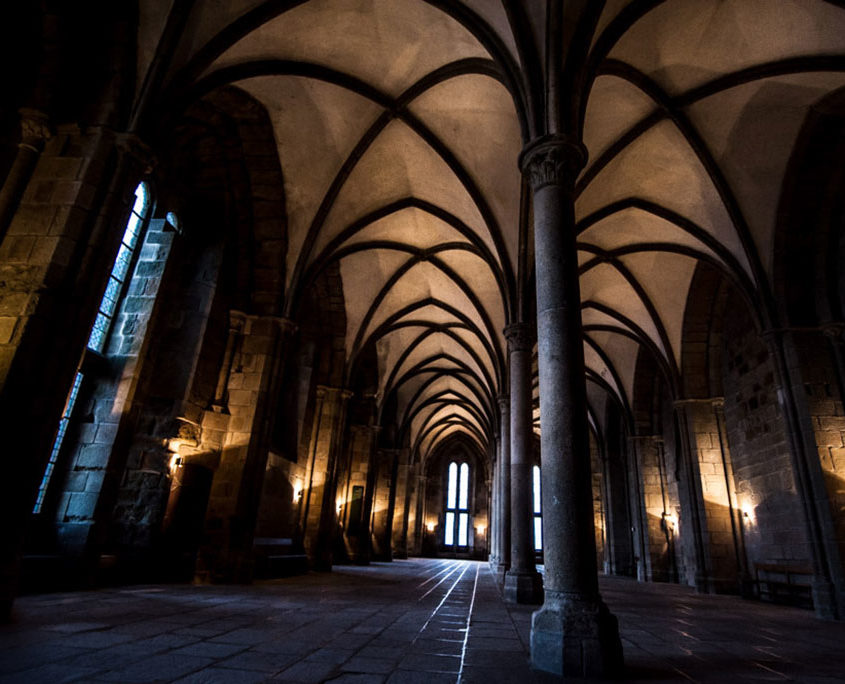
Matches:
[[721, 309, 808, 571], [50, 219, 174, 564], [786, 331, 845, 574], [590, 434, 607, 571]]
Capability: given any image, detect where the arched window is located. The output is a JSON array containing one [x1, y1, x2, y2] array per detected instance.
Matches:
[[33, 182, 153, 513], [533, 464, 542, 552], [444, 461, 470, 547]]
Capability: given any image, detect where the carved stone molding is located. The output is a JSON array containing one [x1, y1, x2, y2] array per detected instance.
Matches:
[[519, 135, 587, 191], [497, 393, 509, 412], [504, 322, 533, 353], [17, 108, 51, 151]]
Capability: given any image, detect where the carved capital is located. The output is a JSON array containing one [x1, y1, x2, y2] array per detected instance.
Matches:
[[115, 132, 156, 174], [822, 322, 845, 344], [18, 108, 51, 150], [497, 393, 509, 412], [519, 135, 587, 191], [504, 322, 533, 353]]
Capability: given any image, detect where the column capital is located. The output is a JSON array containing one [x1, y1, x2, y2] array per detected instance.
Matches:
[[673, 397, 724, 409], [17, 108, 51, 151], [497, 393, 510, 412], [115, 132, 156, 174], [316, 385, 354, 402], [822, 321, 845, 344], [504, 323, 533, 352], [519, 135, 587, 191]]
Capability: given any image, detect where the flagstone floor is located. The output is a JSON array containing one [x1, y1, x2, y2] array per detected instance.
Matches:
[[1, 558, 844, 683]]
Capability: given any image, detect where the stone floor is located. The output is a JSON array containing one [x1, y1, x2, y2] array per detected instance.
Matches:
[[1, 558, 844, 683]]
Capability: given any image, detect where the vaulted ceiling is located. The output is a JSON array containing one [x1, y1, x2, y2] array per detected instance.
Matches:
[[138, 0, 845, 464]]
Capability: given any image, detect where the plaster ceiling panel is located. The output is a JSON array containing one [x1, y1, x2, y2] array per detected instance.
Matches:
[[236, 76, 383, 291], [459, 0, 520, 65], [396, 370, 486, 417], [421, 424, 482, 461], [169, 0, 266, 79], [337, 207, 472, 253], [390, 334, 489, 399], [582, 74, 657, 168], [579, 262, 667, 361], [591, 0, 633, 52], [585, 382, 609, 434], [412, 404, 482, 449], [338, 249, 411, 354], [578, 207, 722, 266], [137, 0, 176, 97], [617, 251, 697, 369], [394, 370, 438, 410], [583, 342, 621, 401], [449, 326, 496, 379], [582, 306, 637, 339], [208, 0, 489, 97], [409, 74, 522, 270], [403, 375, 478, 418], [575, 120, 752, 278], [587, 329, 644, 409], [434, 249, 506, 340], [608, 0, 845, 96], [360, 261, 490, 359], [393, 303, 468, 329], [374, 324, 429, 390], [686, 72, 845, 278], [319, 119, 489, 261]]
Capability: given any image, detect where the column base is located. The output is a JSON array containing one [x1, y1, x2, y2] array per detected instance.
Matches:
[[504, 568, 544, 604], [530, 591, 623, 678], [494, 562, 509, 586]]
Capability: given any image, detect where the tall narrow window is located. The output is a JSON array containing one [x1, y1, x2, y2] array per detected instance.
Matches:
[[33, 182, 152, 513], [444, 461, 470, 547], [533, 464, 542, 552]]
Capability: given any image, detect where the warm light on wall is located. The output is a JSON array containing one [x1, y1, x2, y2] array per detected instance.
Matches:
[[168, 454, 183, 474], [741, 504, 756, 526]]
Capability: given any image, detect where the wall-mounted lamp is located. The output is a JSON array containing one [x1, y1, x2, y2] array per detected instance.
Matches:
[[292, 482, 303, 504], [168, 454, 183, 474], [741, 506, 755, 526], [475, 524, 486, 536], [425, 521, 436, 533], [336, 499, 344, 514], [662, 511, 677, 533]]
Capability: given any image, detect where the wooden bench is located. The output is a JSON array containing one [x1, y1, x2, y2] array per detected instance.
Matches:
[[753, 562, 813, 609], [252, 537, 308, 578]]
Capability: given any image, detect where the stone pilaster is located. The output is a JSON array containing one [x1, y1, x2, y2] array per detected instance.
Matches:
[[504, 323, 543, 604], [495, 394, 511, 582], [195, 316, 296, 582], [301, 385, 353, 571], [521, 136, 622, 677]]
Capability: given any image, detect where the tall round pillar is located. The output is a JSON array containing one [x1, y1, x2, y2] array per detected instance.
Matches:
[[495, 394, 511, 582], [504, 323, 543, 603], [521, 136, 623, 677]]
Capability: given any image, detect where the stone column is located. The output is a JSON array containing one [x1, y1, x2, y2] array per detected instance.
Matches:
[[489, 446, 499, 566], [495, 394, 511, 582], [504, 323, 543, 603], [521, 136, 622, 677], [0, 109, 50, 239], [312, 386, 354, 571]]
